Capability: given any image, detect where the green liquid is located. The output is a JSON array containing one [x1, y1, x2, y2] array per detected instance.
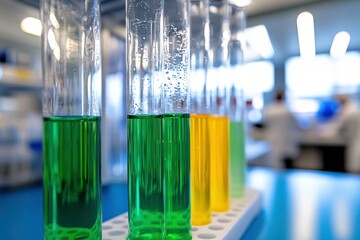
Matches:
[[230, 121, 246, 198], [127, 114, 164, 239], [43, 116, 102, 240], [163, 113, 191, 240], [127, 113, 191, 239]]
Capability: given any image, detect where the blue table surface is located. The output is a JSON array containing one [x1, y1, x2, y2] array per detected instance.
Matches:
[[1, 167, 360, 240]]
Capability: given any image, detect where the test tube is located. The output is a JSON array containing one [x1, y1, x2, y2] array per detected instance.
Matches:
[[190, 0, 211, 226], [126, 0, 165, 238], [208, 0, 231, 212], [41, 0, 102, 239], [228, 5, 246, 198], [163, 0, 191, 238]]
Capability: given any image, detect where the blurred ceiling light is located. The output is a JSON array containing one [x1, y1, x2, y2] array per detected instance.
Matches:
[[330, 31, 350, 58], [245, 25, 274, 59], [252, 94, 264, 109], [209, 6, 218, 14], [297, 11, 316, 58], [20, 17, 42, 36], [229, 0, 252, 7]]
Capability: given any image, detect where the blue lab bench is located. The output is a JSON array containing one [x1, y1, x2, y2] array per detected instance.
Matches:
[[1, 167, 360, 240]]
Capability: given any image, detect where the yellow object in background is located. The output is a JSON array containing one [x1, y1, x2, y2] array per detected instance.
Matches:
[[190, 114, 211, 226], [0, 64, 40, 83], [209, 115, 230, 212]]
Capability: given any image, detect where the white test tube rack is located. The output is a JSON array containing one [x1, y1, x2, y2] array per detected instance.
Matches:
[[102, 188, 262, 240]]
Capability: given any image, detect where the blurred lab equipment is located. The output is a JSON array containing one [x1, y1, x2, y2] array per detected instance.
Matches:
[[323, 94, 360, 173], [316, 99, 340, 123], [0, 94, 42, 188], [263, 90, 299, 169]]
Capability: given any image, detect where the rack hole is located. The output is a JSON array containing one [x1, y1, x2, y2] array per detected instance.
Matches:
[[133, 220, 144, 227], [226, 213, 236, 217], [192, 227, 199, 232], [150, 220, 161, 225], [177, 220, 186, 226], [102, 225, 112, 230], [112, 220, 125, 224], [237, 203, 245, 208], [218, 218, 231, 223], [209, 225, 224, 231], [108, 230, 125, 236], [197, 233, 217, 239]]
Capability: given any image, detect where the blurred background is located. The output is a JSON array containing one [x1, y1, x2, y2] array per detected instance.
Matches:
[[0, 0, 360, 186], [1, 0, 360, 239]]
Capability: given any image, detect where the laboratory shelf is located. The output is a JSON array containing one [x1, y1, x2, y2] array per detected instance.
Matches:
[[102, 188, 262, 240]]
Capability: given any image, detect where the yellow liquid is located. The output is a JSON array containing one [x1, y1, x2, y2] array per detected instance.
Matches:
[[209, 115, 230, 212], [190, 114, 211, 226]]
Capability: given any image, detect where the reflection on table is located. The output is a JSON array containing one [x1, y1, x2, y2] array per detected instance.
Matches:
[[243, 167, 360, 240]]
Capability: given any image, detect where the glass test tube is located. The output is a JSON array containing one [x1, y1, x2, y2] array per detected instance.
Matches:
[[163, 0, 191, 238], [126, 0, 165, 238], [229, 6, 247, 198], [190, 0, 211, 226], [41, 0, 102, 239], [208, 0, 231, 212]]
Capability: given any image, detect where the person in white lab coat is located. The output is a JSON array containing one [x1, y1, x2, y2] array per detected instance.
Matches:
[[330, 94, 360, 173], [263, 90, 299, 169]]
